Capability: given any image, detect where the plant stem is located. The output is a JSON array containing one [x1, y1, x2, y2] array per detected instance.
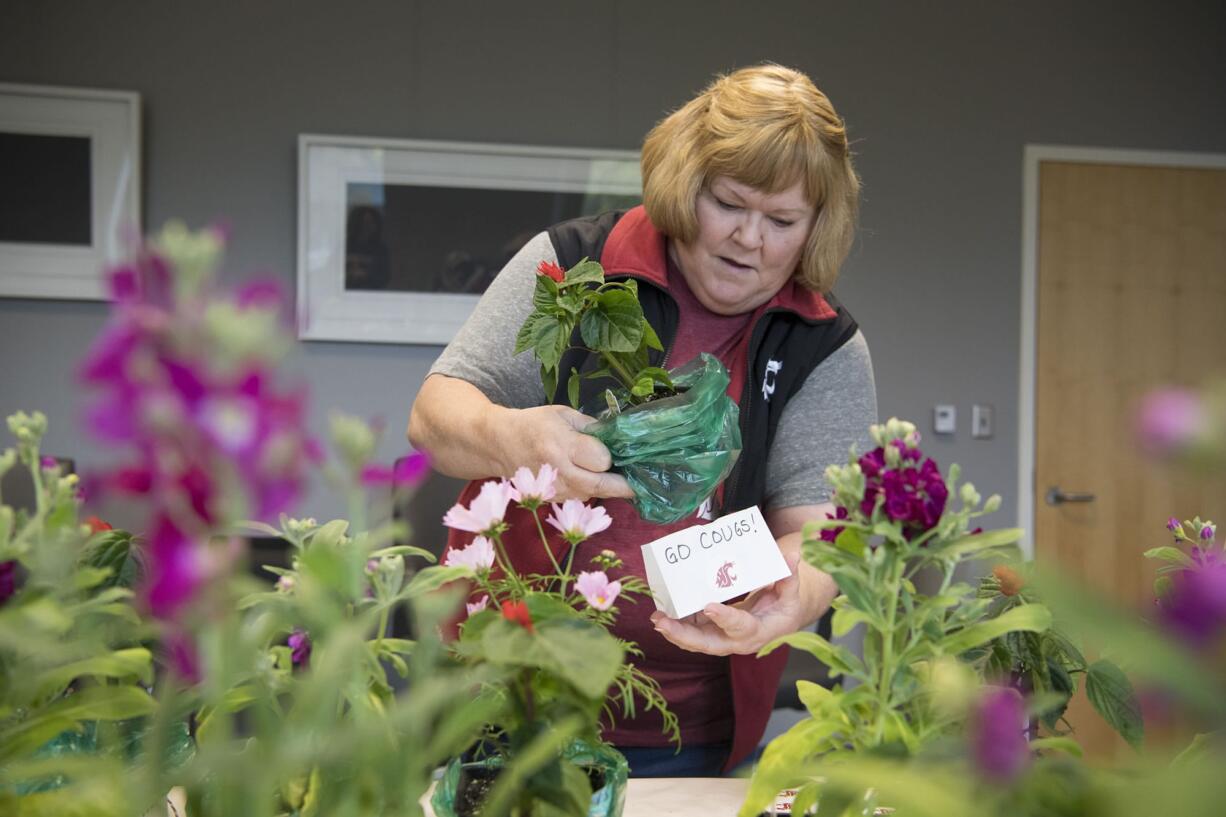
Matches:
[[530, 507, 565, 581], [375, 606, 390, 652], [600, 352, 640, 393], [490, 533, 525, 596], [872, 558, 901, 746]]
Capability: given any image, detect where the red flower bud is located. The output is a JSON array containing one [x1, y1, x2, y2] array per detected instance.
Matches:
[[85, 515, 113, 534], [536, 260, 566, 283], [500, 599, 534, 632]]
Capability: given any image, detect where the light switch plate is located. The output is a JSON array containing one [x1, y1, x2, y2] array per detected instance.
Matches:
[[972, 404, 994, 439], [934, 404, 956, 434]]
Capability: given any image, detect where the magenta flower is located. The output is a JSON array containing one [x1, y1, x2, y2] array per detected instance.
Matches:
[[442, 479, 515, 536], [288, 629, 311, 668], [509, 463, 558, 507], [144, 515, 204, 620], [1137, 388, 1208, 458], [465, 595, 489, 617], [1200, 524, 1216, 542], [858, 442, 947, 539], [443, 536, 496, 572], [970, 686, 1030, 782], [575, 571, 622, 611], [1167, 517, 1182, 534], [819, 506, 849, 543], [1158, 548, 1226, 646], [0, 560, 18, 606], [547, 499, 612, 545], [163, 628, 201, 684], [360, 451, 431, 487]]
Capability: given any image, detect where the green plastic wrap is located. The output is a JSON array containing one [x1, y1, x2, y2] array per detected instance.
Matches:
[[431, 740, 629, 817], [583, 353, 742, 524]]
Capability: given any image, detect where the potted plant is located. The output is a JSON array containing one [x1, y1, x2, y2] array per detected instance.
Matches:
[[431, 463, 678, 817], [517, 259, 741, 523]]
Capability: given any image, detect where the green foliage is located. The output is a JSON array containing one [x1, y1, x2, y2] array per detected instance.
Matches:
[[516, 258, 672, 409]]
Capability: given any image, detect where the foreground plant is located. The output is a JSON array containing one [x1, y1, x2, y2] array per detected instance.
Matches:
[[740, 419, 1053, 816], [0, 412, 160, 814], [437, 464, 676, 817]]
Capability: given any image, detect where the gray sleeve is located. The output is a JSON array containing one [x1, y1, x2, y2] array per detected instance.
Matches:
[[764, 330, 878, 510], [427, 231, 556, 408]]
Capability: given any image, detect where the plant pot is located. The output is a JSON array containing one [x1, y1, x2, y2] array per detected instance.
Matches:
[[430, 740, 628, 817]]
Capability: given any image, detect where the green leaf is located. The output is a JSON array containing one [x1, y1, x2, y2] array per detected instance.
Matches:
[[579, 289, 643, 353], [567, 367, 581, 409], [1030, 736, 1083, 757], [833, 527, 867, 558], [479, 617, 624, 699], [795, 679, 834, 717], [760, 631, 866, 679], [937, 528, 1024, 559], [532, 271, 560, 310], [541, 363, 559, 402], [630, 375, 654, 397], [1143, 546, 1195, 567], [309, 519, 350, 548], [36, 647, 154, 691], [531, 317, 569, 372], [1085, 659, 1144, 749], [563, 258, 605, 287], [515, 312, 543, 356], [369, 544, 436, 561], [940, 603, 1052, 656], [642, 319, 664, 352], [831, 605, 872, 637], [399, 565, 473, 598], [0, 686, 156, 764]]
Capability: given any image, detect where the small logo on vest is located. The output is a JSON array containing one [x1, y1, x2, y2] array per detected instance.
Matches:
[[714, 561, 737, 589], [696, 497, 714, 521], [762, 358, 783, 401]]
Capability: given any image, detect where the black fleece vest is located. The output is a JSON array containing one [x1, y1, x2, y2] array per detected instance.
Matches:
[[547, 210, 860, 518]]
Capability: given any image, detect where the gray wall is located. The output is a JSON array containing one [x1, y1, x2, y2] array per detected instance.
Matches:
[[2, 1, 1224, 531]]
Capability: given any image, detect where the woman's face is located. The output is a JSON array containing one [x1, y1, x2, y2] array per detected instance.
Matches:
[[669, 176, 816, 315]]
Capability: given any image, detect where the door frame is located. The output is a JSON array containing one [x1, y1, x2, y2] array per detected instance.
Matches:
[[1016, 145, 1226, 558]]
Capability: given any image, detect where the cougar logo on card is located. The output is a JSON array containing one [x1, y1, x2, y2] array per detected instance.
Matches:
[[714, 561, 737, 589]]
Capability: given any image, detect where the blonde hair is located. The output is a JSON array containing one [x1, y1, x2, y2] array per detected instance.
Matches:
[[641, 64, 860, 293]]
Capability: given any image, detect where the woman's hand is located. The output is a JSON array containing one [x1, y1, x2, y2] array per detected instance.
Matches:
[[648, 505, 839, 656], [649, 552, 811, 656], [501, 404, 635, 502], [409, 374, 634, 503]]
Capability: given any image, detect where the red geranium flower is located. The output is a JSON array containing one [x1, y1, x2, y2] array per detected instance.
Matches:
[[85, 515, 113, 534], [501, 599, 534, 632], [537, 260, 566, 283]]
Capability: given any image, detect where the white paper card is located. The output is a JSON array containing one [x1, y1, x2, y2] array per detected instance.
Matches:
[[640, 505, 791, 619]]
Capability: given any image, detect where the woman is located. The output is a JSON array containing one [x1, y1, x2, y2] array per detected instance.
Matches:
[[408, 64, 877, 776]]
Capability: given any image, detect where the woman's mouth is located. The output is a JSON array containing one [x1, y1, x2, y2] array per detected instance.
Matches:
[[718, 256, 753, 272]]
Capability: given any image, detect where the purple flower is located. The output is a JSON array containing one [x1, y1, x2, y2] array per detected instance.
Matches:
[[0, 561, 18, 605], [1167, 517, 1182, 533], [1158, 548, 1226, 646], [289, 629, 311, 668], [1137, 388, 1208, 458], [359, 451, 430, 488], [971, 686, 1030, 781], [1200, 525, 1215, 542], [819, 506, 849, 543], [858, 444, 948, 540]]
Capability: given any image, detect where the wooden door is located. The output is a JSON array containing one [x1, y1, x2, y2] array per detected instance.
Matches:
[[1034, 159, 1226, 760]]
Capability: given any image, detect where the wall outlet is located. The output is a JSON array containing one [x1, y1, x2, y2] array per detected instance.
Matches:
[[972, 404, 994, 439], [933, 404, 956, 434]]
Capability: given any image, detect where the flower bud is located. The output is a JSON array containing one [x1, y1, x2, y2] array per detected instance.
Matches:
[[369, 554, 405, 600], [960, 482, 981, 507], [983, 495, 1002, 514], [330, 412, 377, 469]]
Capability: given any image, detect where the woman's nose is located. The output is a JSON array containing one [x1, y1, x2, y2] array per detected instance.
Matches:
[[732, 214, 764, 250]]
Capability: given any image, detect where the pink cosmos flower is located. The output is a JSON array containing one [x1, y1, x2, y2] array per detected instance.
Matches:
[[443, 536, 496, 572], [1136, 388, 1208, 458], [509, 463, 558, 506], [442, 480, 515, 536], [466, 595, 489, 617], [547, 499, 612, 545], [575, 571, 622, 611]]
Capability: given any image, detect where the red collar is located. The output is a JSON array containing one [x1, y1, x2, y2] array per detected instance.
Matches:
[[601, 206, 837, 322]]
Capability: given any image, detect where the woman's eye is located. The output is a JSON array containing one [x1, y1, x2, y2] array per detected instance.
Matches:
[[714, 197, 740, 211], [770, 217, 796, 228]]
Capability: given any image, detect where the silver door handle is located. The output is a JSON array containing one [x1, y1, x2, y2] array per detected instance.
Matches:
[[1045, 486, 1096, 506]]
